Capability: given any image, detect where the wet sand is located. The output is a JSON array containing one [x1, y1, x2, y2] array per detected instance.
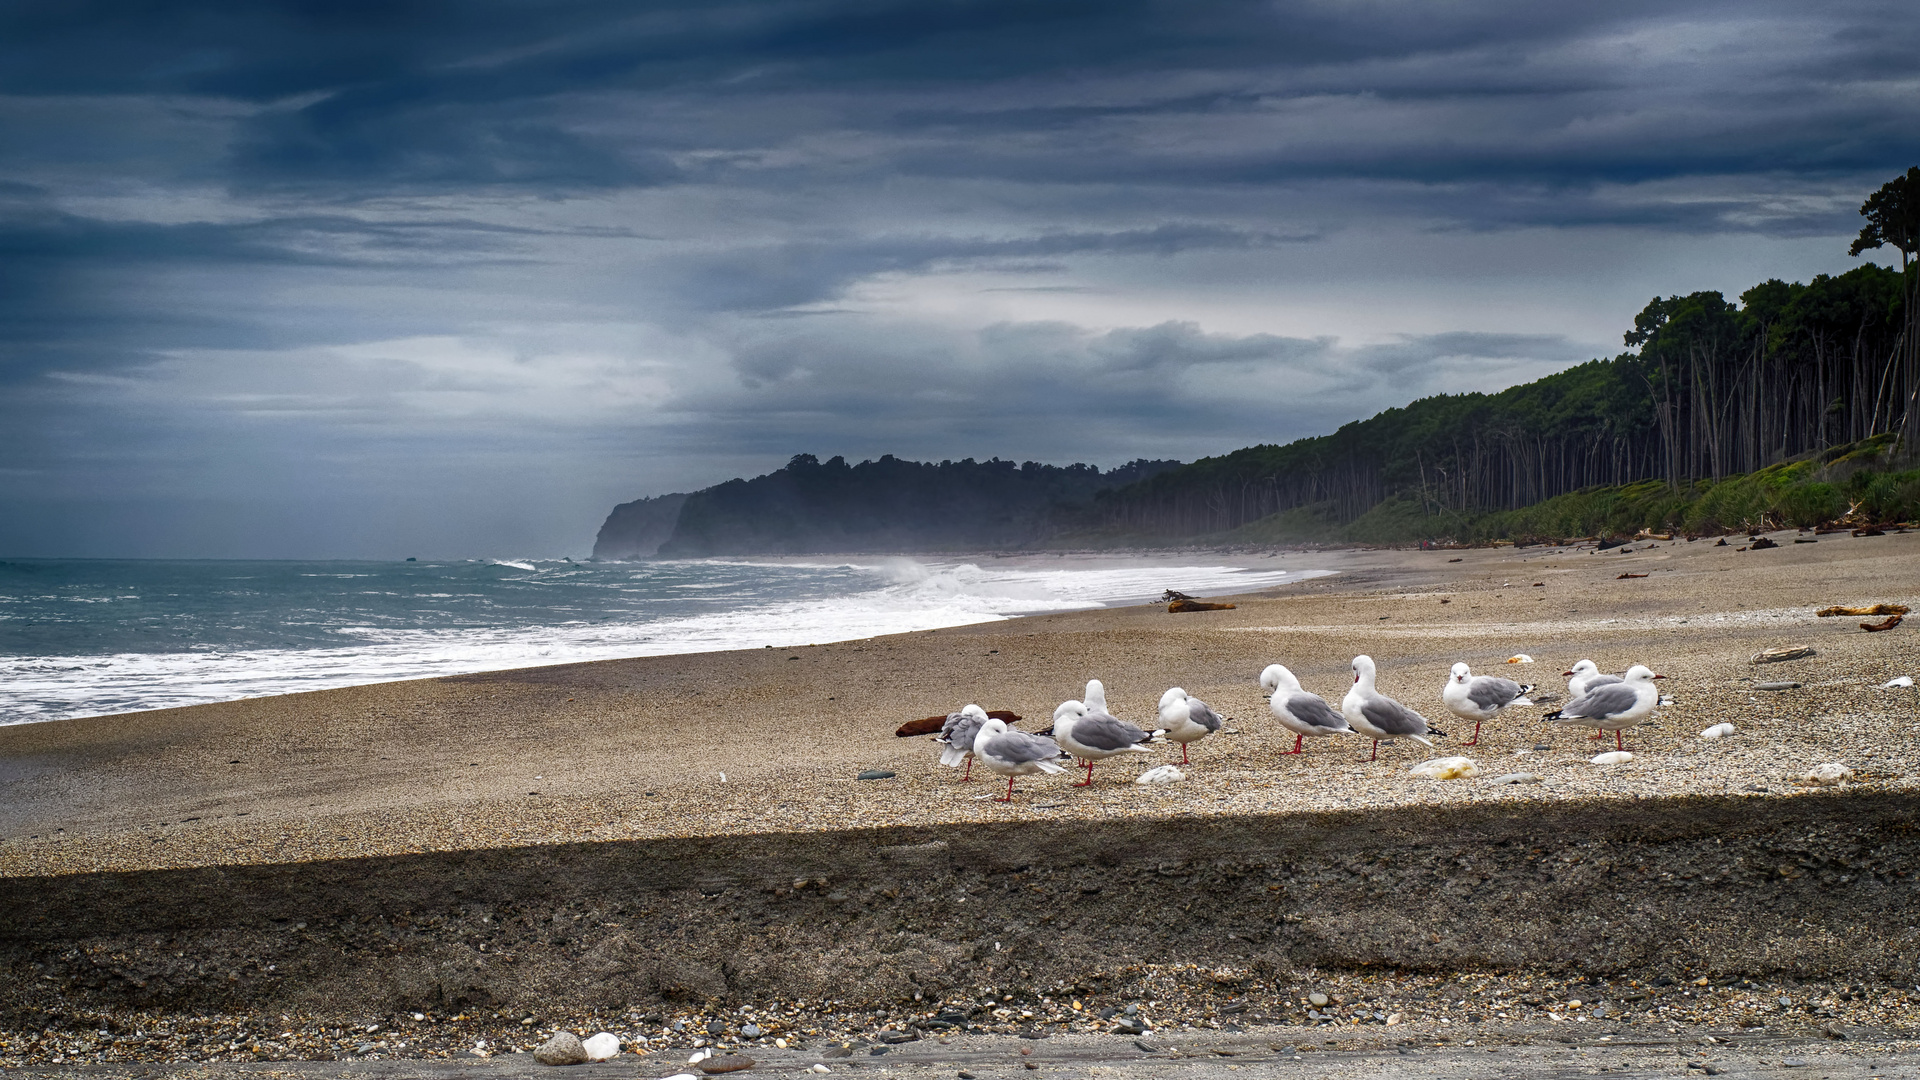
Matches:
[[3, 528, 1919, 877]]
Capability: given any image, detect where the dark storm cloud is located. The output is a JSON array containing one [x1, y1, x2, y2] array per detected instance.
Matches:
[[1, 0, 1915, 555]]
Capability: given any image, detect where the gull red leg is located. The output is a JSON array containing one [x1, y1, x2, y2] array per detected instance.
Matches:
[[1616, 729, 1625, 752], [1180, 743, 1191, 765], [994, 776, 1015, 803], [1072, 759, 1095, 787], [1280, 733, 1303, 756], [1369, 739, 1379, 762], [1464, 720, 1482, 747], [960, 756, 973, 782]]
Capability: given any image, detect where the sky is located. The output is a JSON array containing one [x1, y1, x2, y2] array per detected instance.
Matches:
[[1, 0, 1915, 559]]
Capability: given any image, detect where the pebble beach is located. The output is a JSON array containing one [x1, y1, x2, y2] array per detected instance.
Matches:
[[4, 528, 1920, 1071]]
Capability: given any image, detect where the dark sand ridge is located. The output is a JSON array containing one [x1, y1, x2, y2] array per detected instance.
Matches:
[[3, 529, 1919, 877], [3, 529, 1920, 1059]]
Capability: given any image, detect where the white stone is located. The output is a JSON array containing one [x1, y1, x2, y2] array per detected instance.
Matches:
[[1882, 676, 1914, 688], [811, 1066, 832, 1074], [1591, 751, 1634, 765], [1408, 756, 1478, 779], [687, 1048, 712, 1064], [1699, 723, 1736, 739], [1800, 762, 1853, 786], [660, 1075, 700, 1080], [582, 1033, 620, 1061], [1133, 765, 1186, 785]]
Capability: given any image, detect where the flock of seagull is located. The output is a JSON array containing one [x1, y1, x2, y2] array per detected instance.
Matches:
[[936, 655, 1668, 801]]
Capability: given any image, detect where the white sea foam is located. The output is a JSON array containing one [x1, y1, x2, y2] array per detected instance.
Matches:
[[0, 557, 1327, 725]]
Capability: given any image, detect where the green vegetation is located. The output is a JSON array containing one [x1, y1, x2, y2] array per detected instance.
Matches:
[[1214, 435, 1918, 546]]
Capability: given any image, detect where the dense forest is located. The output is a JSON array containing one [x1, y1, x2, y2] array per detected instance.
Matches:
[[1091, 168, 1919, 540], [598, 455, 1180, 557]]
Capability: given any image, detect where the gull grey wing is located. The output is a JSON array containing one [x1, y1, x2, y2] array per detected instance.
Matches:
[[995, 731, 1068, 764], [951, 714, 986, 752], [1071, 714, 1152, 751], [1359, 696, 1431, 737], [1185, 698, 1224, 732], [1466, 676, 1525, 710], [938, 710, 969, 741], [1564, 681, 1638, 720], [1286, 692, 1348, 732]]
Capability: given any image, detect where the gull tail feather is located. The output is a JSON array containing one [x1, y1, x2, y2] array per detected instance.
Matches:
[[939, 747, 969, 768], [1409, 733, 1435, 749]]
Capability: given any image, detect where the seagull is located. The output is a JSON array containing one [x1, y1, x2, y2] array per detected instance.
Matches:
[[1543, 665, 1664, 751], [1342, 654, 1446, 761], [1157, 687, 1223, 764], [1083, 678, 1110, 715], [1260, 663, 1354, 754], [934, 704, 990, 781], [1053, 700, 1157, 786], [1564, 659, 1625, 699], [1440, 662, 1534, 746], [972, 717, 1070, 802]]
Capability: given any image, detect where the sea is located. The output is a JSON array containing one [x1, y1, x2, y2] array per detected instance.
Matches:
[[0, 556, 1326, 726]]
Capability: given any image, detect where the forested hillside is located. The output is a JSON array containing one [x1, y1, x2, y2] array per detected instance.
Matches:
[[612, 455, 1180, 557]]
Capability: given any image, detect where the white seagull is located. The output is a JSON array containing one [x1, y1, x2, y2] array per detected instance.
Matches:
[[1564, 659, 1625, 699], [1157, 687, 1223, 765], [1053, 700, 1157, 786], [1342, 654, 1446, 761], [934, 704, 990, 781], [1543, 665, 1664, 751], [972, 717, 1071, 802], [1260, 663, 1354, 754], [1440, 662, 1534, 746], [1083, 678, 1110, 716]]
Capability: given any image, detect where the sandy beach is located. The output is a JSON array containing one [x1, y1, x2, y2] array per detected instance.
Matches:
[[4, 529, 1918, 877]]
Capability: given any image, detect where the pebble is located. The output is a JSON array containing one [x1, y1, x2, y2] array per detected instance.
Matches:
[[700, 1055, 756, 1074], [810, 1065, 831, 1074], [661, 1075, 700, 1080], [1408, 756, 1477, 779], [1133, 765, 1186, 784], [1487, 772, 1541, 785], [740, 1024, 763, 1038], [1882, 675, 1915, 688], [1308, 992, 1330, 1007], [1754, 681, 1802, 691], [856, 769, 896, 780], [1699, 723, 1736, 739], [582, 1032, 621, 1061], [1799, 762, 1853, 786], [534, 1031, 588, 1066], [1591, 751, 1633, 765]]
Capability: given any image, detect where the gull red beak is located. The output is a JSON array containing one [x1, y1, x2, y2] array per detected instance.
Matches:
[[1652, 673, 1667, 679], [1561, 670, 1575, 677]]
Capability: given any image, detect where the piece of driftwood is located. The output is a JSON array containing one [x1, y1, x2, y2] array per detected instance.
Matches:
[[1754, 680, 1802, 691], [894, 709, 1023, 737], [1169, 599, 1236, 612], [1616, 572, 1649, 579], [1750, 645, 1816, 664], [1862, 615, 1905, 632], [1748, 536, 1779, 550], [1816, 604, 1910, 618]]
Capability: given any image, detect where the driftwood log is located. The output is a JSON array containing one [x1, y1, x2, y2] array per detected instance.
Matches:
[[1862, 615, 1905, 633], [1816, 604, 1910, 617], [1750, 645, 1817, 664], [1616, 572, 1649, 579], [894, 709, 1022, 737], [1169, 599, 1236, 612]]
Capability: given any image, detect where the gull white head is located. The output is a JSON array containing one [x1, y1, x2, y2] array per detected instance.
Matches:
[[960, 704, 988, 722], [1159, 687, 1186, 709], [1259, 663, 1301, 695], [1351, 654, 1377, 688], [1623, 665, 1664, 682], [1565, 659, 1599, 679], [1450, 662, 1472, 684], [1083, 679, 1108, 713], [1053, 699, 1083, 723], [976, 716, 1009, 741]]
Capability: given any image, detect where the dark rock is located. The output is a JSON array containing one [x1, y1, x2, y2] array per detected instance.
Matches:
[[869, 1047, 889, 1056], [958, 1073, 976, 1079], [824, 1046, 855, 1058], [857, 769, 897, 780], [1108, 1021, 1145, 1035], [1133, 1040, 1160, 1053], [700, 1055, 756, 1074], [881, 1032, 919, 1044]]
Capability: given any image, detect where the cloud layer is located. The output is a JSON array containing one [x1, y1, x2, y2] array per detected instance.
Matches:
[[0, 0, 1914, 556]]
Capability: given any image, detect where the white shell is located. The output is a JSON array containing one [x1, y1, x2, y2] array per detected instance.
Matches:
[[688, 1049, 713, 1064], [1409, 756, 1479, 779], [1699, 723, 1736, 739], [1591, 751, 1634, 765], [1799, 762, 1853, 786], [1506, 654, 1534, 664], [1883, 675, 1915, 688], [583, 1033, 621, 1061], [1133, 764, 1187, 785]]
